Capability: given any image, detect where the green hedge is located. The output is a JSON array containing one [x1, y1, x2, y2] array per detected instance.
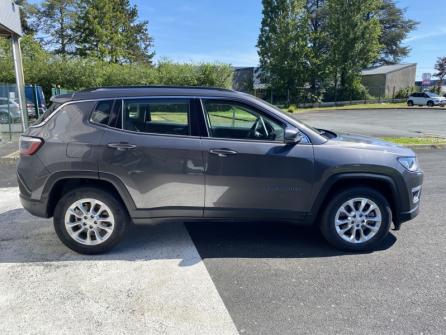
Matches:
[[0, 36, 233, 98]]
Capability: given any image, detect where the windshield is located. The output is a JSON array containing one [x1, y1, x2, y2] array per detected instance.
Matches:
[[250, 95, 323, 134], [427, 92, 440, 98]]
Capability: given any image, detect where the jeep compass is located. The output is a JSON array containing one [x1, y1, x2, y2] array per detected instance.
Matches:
[[17, 86, 423, 254]]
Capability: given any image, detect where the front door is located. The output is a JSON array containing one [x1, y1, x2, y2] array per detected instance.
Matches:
[[199, 99, 314, 220], [95, 98, 205, 218]]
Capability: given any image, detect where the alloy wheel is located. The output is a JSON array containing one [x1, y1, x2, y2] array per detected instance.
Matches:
[[64, 198, 115, 246], [334, 197, 382, 244]]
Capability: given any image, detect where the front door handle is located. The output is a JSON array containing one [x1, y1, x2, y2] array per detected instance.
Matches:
[[107, 142, 137, 151], [209, 148, 238, 157]]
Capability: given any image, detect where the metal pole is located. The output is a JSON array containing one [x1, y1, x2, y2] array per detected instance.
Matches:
[[11, 35, 28, 130], [7, 86, 12, 141], [33, 84, 40, 118]]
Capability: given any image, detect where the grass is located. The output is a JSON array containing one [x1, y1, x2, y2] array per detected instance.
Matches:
[[285, 102, 408, 113], [380, 137, 446, 146]]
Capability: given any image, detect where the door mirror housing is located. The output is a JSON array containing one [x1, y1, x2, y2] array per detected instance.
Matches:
[[284, 128, 302, 144]]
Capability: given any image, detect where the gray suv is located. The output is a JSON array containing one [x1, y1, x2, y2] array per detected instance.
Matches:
[[17, 86, 423, 254]]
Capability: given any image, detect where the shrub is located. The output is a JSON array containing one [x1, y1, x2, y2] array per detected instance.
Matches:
[[0, 36, 234, 99]]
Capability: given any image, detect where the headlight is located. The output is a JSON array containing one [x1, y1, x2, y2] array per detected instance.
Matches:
[[398, 157, 419, 172]]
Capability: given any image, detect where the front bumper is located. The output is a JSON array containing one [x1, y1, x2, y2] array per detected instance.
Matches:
[[395, 170, 423, 228], [399, 203, 420, 223]]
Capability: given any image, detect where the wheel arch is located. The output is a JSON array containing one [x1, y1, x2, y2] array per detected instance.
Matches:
[[309, 173, 401, 226], [45, 173, 136, 218]]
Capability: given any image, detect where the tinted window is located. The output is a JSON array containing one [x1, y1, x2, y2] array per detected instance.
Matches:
[[203, 100, 284, 141], [91, 100, 114, 125], [109, 100, 122, 129], [123, 99, 190, 135], [34, 101, 61, 125]]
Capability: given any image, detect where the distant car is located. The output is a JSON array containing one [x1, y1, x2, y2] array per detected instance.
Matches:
[[25, 85, 46, 118], [0, 98, 21, 124], [407, 92, 446, 107]]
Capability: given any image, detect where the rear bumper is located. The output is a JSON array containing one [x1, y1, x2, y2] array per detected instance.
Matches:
[[19, 194, 50, 218]]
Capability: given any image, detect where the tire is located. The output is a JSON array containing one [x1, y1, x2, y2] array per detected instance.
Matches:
[[427, 101, 434, 107], [53, 187, 128, 254], [407, 100, 414, 107], [0, 112, 9, 124], [320, 187, 392, 252]]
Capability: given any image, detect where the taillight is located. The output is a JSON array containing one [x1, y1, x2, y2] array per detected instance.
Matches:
[[19, 136, 44, 156]]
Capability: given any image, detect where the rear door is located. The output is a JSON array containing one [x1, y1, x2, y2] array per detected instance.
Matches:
[[94, 97, 205, 219], [199, 99, 314, 220]]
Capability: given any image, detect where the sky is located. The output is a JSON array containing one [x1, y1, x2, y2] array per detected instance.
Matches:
[[28, 0, 446, 80], [133, 0, 445, 80]]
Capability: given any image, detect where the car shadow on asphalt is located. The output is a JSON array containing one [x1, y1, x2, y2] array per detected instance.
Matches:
[[185, 221, 397, 260], [0, 208, 396, 264]]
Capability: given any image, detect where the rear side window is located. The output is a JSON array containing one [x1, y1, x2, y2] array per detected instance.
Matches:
[[34, 102, 61, 125], [122, 99, 190, 135], [90, 100, 114, 125]]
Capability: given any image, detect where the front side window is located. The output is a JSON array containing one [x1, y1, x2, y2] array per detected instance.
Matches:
[[202, 100, 284, 142], [122, 99, 190, 135], [90, 100, 114, 125]]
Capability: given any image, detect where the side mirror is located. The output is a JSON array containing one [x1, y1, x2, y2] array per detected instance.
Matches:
[[284, 128, 302, 144]]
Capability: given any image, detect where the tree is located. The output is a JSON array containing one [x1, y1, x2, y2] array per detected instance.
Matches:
[[434, 57, 446, 94], [375, 0, 418, 65], [305, 0, 329, 98], [74, 0, 154, 64], [257, 0, 310, 102], [38, 0, 78, 55], [325, 0, 382, 100], [15, 0, 39, 35]]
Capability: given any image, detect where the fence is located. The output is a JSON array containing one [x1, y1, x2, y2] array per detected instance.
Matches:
[[251, 85, 421, 107], [0, 83, 48, 142]]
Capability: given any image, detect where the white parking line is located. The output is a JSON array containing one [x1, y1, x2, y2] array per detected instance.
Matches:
[[0, 187, 238, 335]]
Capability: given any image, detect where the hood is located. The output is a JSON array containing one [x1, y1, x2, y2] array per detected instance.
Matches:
[[327, 133, 415, 156]]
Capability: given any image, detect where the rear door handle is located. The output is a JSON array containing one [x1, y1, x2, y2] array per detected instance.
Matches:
[[209, 148, 238, 157], [107, 142, 137, 151]]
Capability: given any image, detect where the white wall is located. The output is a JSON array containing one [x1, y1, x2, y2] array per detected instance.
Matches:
[[0, 0, 23, 36]]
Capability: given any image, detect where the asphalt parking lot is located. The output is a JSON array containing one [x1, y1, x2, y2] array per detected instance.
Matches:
[[294, 108, 446, 137], [1, 108, 445, 334], [187, 148, 446, 334]]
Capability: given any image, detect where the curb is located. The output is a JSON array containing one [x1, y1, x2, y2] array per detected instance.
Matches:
[[0, 150, 19, 164], [406, 144, 446, 150], [293, 106, 446, 113]]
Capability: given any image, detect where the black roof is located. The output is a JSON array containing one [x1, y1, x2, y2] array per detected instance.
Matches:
[[52, 86, 241, 103]]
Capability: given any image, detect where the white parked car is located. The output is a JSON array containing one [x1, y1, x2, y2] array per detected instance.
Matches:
[[407, 92, 446, 107], [0, 98, 21, 124]]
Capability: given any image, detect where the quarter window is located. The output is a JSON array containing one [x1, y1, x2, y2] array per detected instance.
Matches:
[[202, 100, 284, 142], [122, 99, 190, 135]]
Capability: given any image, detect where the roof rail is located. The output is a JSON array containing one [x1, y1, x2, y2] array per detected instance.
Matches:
[[79, 85, 234, 92]]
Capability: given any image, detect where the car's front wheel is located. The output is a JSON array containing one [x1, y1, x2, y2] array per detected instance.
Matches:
[[320, 187, 391, 251], [53, 187, 128, 254], [427, 101, 434, 107]]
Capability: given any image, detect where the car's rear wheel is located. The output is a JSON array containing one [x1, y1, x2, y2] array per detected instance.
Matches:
[[407, 100, 414, 107], [427, 101, 434, 107], [0, 112, 9, 124], [54, 187, 128, 254], [320, 187, 391, 251]]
